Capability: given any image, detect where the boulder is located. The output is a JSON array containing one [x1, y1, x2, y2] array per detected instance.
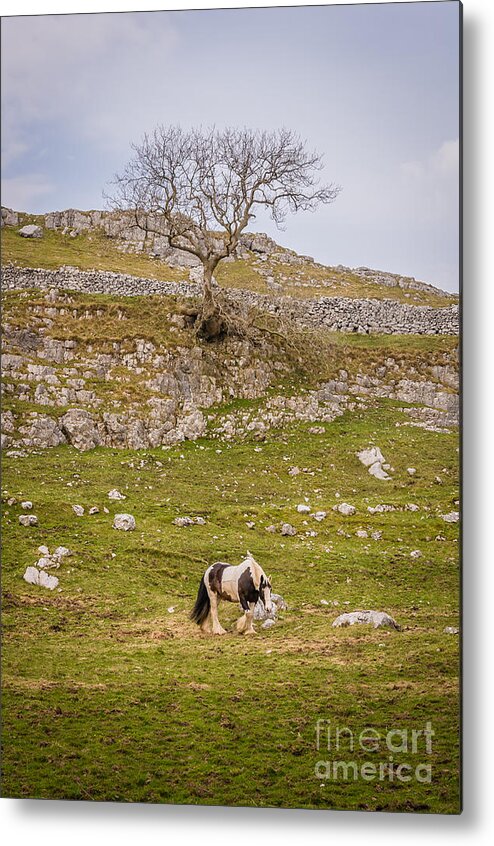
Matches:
[[357, 446, 385, 467], [23, 566, 59, 589], [60, 409, 100, 451], [108, 489, 126, 500], [335, 502, 356, 516], [368, 462, 391, 481], [72, 505, 84, 516], [18, 224, 43, 238], [19, 514, 38, 526], [441, 511, 460, 523], [254, 592, 287, 621], [113, 513, 136, 531], [357, 447, 391, 480], [281, 523, 297, 536], [53, 546, 71, 558], [313, 511, 327, 522], [296, 504, 311, 514], [173, 515, 205, 527], [20, 415, 66, 448], [1, 207, 19, 227], [332, 610, 400, 630]]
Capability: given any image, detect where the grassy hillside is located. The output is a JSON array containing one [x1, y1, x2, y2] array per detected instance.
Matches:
[[1, 217, 458, 307], [1, 216, 460, 812], [2, 403, 460, 811]]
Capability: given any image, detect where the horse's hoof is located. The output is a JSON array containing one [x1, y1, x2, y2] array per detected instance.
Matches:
[[244, 629, 257, 636], [213, 628, 227, 636]]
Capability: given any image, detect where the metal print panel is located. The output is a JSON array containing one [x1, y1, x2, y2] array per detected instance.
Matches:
[[0, 1, 461, 813]]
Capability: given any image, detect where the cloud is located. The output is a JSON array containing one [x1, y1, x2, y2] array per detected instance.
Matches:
[[1, 173, 55, 210], [1, 13, 179, 167], [399, 138, 459, 225]]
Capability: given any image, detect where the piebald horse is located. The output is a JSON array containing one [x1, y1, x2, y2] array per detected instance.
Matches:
[[191, 552, 272, 635]]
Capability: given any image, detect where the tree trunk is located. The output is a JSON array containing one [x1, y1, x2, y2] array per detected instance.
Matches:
[[196, 262, 226, 341], [202, 265, 216, 319]]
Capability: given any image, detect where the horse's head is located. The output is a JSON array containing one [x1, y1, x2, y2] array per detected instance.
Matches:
[[245, 552, 273, 614], [259, 573, 273, 614]]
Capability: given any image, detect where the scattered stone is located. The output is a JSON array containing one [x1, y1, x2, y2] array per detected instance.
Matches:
[[254, 592, 287, 621], [174, 516, 194, 527], [367, 504, 395, 514], [173, 515, 205, 527], [296, 504, 311, 514], [18, 224, 43, 239], [356, 529, 368, 538], [444, 626, 459, 635], [320, 599, 329, 606], [405, 503, 420, 512], [36, 556, 57, 569], [53, 546, 71, 558], [113, 513, 136, 531], [167, 606, 175, 613], [288, 466, 300, 476], [441, 511, 460, 523], [262, 618, 276, 629], [313, 511, 327, 522], [38, 545, 50, 556], [308, 426, 325, 435], [108, 489, 126, 500], [265, 524, 277, 533], [407, 467, 417, 475], [18, 514, 38, 526], [368, 462, 391, 481], [72, 505, 84, 516], [281, 523, 297, 536], [88, 506, 100, 515], [357, 446, 391, 480], [410, 550, 422, 558], [335, 502, 356, 516], [21, 501, 33, 510], [271, 593, 287, 612], [23, 566, 59, 589], [371, 531, 383, 540], [332, 610, 400, 630], [246, 521, 255, 529]]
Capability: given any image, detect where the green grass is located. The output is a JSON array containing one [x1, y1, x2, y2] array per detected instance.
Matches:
[[1, 403, 460, 811], [1, 219, 185, 282], [2, 219, 458, 307]]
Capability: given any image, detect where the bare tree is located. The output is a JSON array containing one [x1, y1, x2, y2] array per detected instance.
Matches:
[[109, 126, 340, 338]]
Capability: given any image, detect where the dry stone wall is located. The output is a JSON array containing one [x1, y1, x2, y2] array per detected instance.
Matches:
[[2, 265, 459, 336]]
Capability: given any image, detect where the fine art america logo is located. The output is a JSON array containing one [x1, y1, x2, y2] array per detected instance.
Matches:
[[315, 719, 434, 784]]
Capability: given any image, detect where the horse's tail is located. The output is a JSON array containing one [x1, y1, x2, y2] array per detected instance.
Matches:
[[190, 575, 210, 625]]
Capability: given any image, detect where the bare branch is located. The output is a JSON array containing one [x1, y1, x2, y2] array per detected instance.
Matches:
[[107, 125, 341, 334]]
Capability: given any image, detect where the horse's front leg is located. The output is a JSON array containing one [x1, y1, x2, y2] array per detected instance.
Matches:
[[244, 602, 256, 635], [236, 605, 247, 633], [210, 592, 227, 635]]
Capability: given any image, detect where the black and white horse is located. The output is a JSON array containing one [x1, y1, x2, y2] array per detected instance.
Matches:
[[191, 551, 272, 635]]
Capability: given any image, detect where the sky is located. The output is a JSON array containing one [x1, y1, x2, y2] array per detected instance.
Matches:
[[1, 1, 461, 291]]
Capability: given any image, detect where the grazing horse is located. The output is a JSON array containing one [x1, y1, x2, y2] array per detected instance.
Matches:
[[191, 552, 272, 635]]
